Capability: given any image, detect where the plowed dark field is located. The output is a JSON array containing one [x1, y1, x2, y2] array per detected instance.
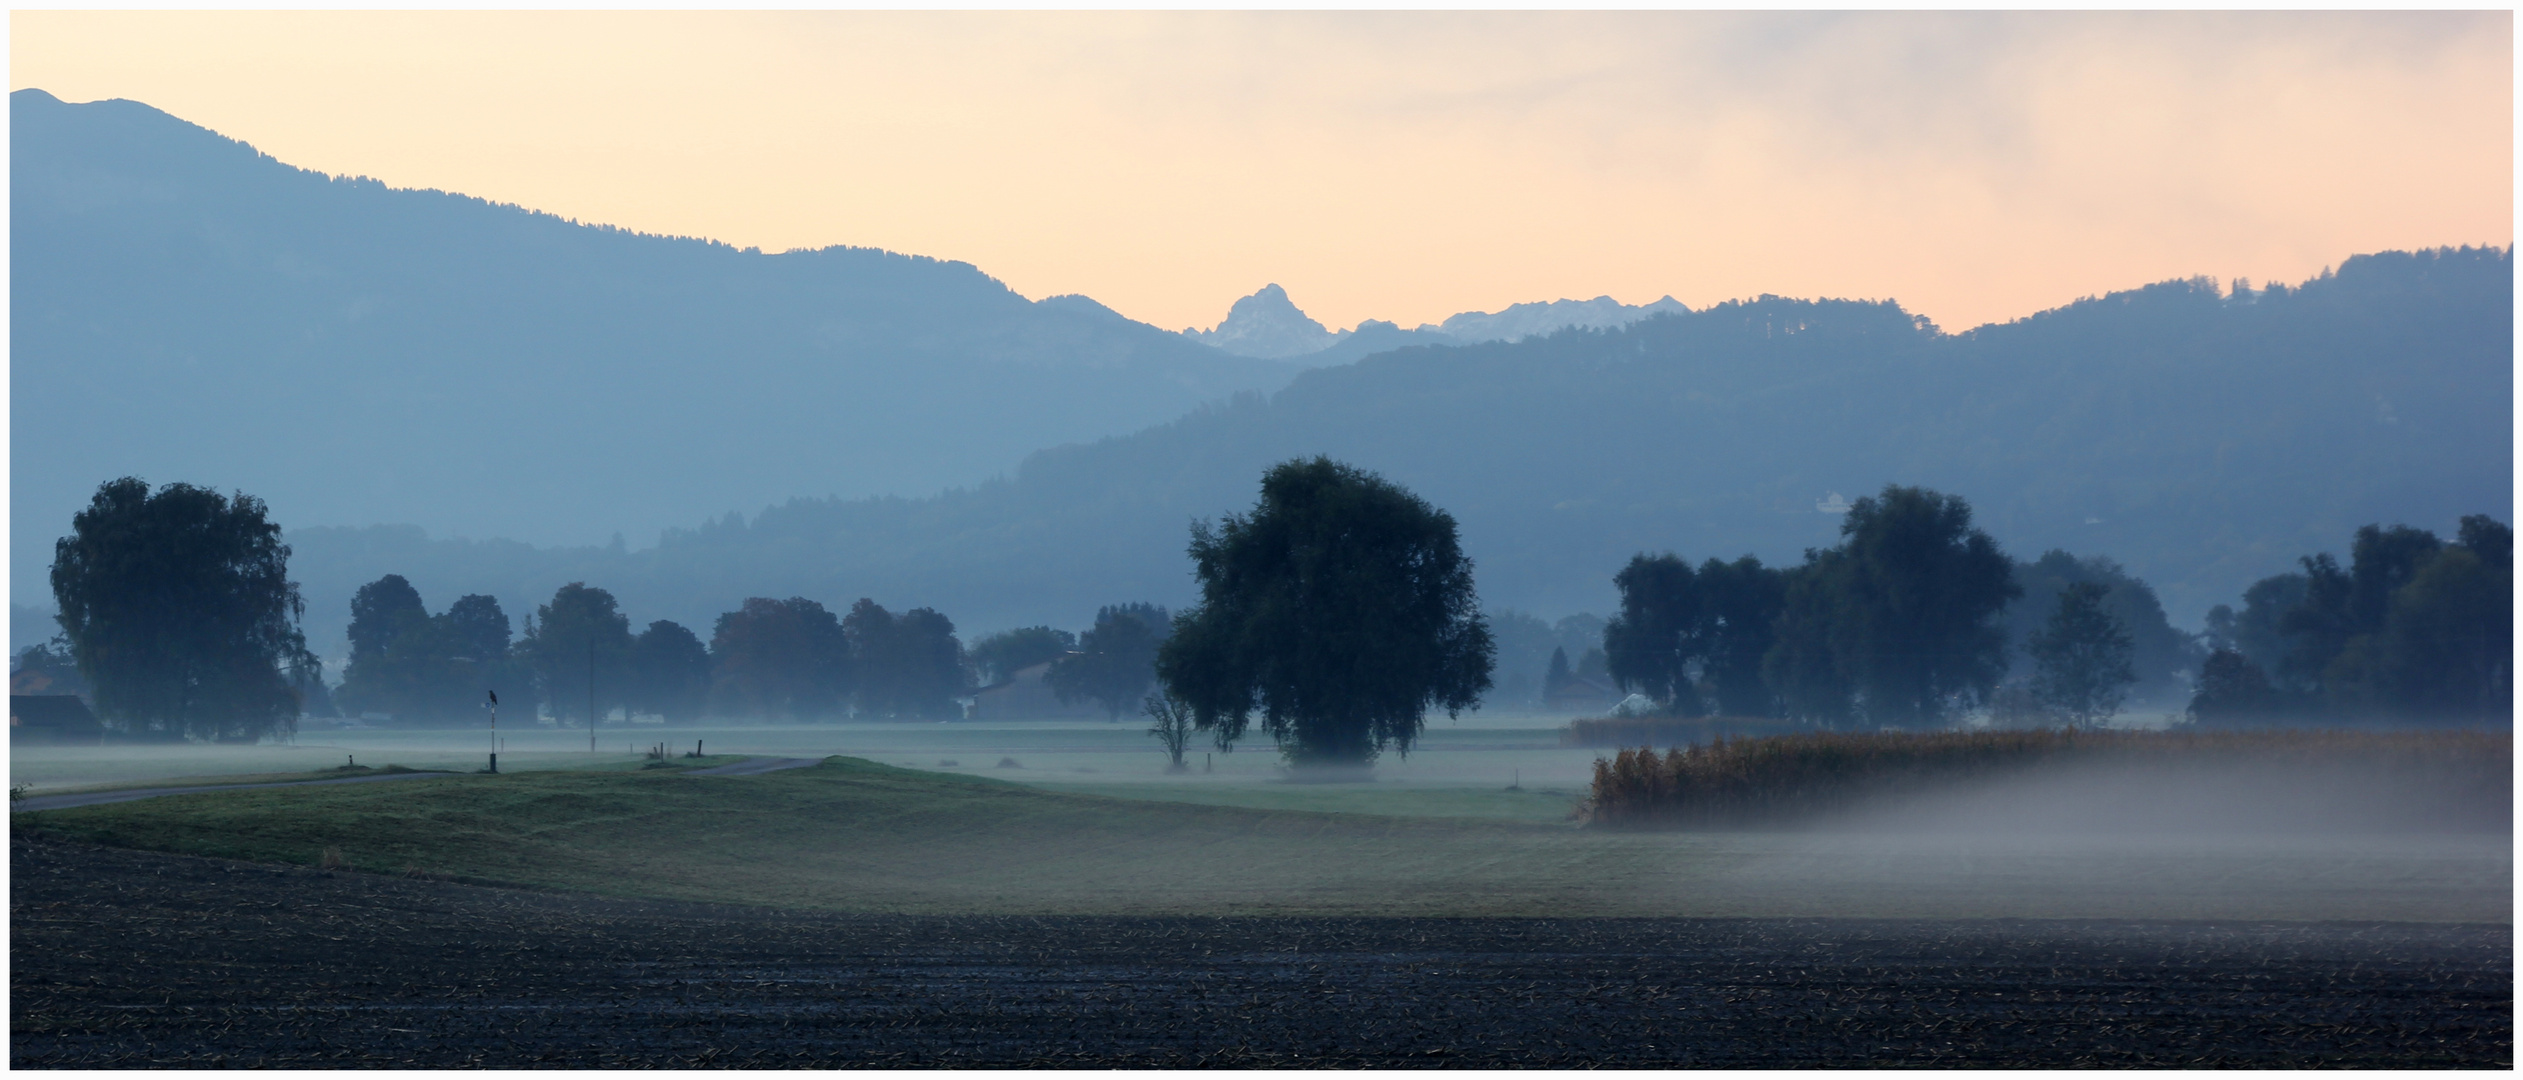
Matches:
[[12, 836, 2509, 1068]]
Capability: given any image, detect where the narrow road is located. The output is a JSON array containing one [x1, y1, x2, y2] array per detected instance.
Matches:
[[12, 771, 456, 813], [685, 757, 825, 776]]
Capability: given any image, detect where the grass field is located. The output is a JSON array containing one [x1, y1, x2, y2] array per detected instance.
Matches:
[[14, 755, 2507, 922], [8, 719, 1604, 825]]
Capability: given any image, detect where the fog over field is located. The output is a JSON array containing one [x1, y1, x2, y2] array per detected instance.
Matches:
[[10, 14, 2512, 1069], [16, 722, 2507, 925]]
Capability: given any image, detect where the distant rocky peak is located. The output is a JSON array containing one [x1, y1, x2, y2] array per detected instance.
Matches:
[[1183, 283, 1346, 359]]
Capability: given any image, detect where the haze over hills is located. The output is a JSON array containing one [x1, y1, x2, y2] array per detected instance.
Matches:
[[9, 87, 1307, 596], [9, 90, 2507, 674], [254, 247, 2508, 663]]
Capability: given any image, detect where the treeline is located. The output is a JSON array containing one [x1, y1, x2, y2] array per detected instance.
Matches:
[[1597, 485, 2509, 729], [966, 604, 1173, 720], [331, 575, 1183, 726], [332, 576, 971, 724], [2192, 516, 2511, 726]]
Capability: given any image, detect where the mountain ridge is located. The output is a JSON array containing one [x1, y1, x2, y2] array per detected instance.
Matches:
[[249, 247, 2510, 660], [10, 87, 1303, 599]]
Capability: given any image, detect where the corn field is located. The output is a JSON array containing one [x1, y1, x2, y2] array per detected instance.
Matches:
[[1581, 728, 2513, 830]]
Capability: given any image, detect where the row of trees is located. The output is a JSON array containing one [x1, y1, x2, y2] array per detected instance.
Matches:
[[2193, 516, 2510, 725], [1604, 487, 2000, 727], [1597, 486, 2508, 730], [966, 604, 1173, 720], [1601, 486, 2156, 729], [339, 581, 976, 725]]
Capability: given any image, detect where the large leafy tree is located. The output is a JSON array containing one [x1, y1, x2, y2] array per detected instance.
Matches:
[[1603, 554, 1702, 713], [2361, 516, 2510, 722], [1605, 553, 1785, 717], [629, 619, 713, 722], [709, 597, 849, 720], [2203, 572, 2312, 690], [844, 599, 969, 719], [50, 477, 316, 742], [1766, 485, 2017, 728], [523, 582, 633, 726], [2004, 550, 2201, 707], [337, 574, 428, 719], [1695, 555, 1787, 717], [2188, 648, 2280, 728], [1763, 550, 1857, 725], [1155, 457, 1494, 770], [1048, 604, 1169, 721], [2026, 582, 2137, 728]]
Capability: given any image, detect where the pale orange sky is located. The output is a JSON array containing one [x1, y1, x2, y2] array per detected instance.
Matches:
[[11, 11, 2512, 333]]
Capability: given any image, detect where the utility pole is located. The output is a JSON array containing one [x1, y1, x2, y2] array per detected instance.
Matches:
[[589, 639, 597, 754]]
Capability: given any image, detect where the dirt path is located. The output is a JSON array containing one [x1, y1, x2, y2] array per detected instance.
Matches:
[[10, 835, 2509, 1068], [10, 771, 455, 813]]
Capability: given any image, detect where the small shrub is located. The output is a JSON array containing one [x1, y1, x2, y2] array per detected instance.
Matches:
[[319, 847, 346, 870]]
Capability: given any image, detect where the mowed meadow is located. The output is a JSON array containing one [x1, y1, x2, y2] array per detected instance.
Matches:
[[15, 749, 2509, 924]]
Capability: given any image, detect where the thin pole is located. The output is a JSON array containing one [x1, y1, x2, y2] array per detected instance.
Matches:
[[589, 639, 597, 754]]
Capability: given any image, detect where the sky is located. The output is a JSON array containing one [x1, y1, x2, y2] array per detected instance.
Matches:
[[10, 10, 2512, 334]]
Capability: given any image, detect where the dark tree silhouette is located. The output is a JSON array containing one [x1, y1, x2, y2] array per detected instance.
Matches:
[[630, 619, 713, 722], [2027, 582, 2137, 729], [2188, 648, 2280, 728], [1542, 646, 1574, 701], [1144, 691, 1196, 773], [2003, 550, 2201, 707], [1155, 458, 1493, 771], [2205, 514, 2508, 724], [338, 582, 530, 725], [1764, 485, 2017, 729], [49, 477, 315, 742], [523, 583, 633, 727], [1694, 555, 1786, 717], [709, 597, 848, 721], [1603, 554, 1702, 714], [1048, 605, 1168, 721], [2364, 519, 2510, 721], [843, 599, 968, 720]]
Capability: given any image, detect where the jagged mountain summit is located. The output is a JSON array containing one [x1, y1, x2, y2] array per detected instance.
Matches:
[[1184, 284, 1695, 362], [9, 88, 1306, 601], [1179, 283, 1345, 358]]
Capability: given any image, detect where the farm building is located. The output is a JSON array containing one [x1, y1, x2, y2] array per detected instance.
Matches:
[[1542, 673, 1622, 715], [12, 694, 101, 745], [967, 661, 1107, 720]]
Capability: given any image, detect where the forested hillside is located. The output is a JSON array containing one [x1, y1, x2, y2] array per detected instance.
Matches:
[[269, 247, 2510, 657], [10, 88, 1299, 600]]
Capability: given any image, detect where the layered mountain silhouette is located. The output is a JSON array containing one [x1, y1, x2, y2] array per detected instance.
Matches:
[[1183, 284, 1695, 364], [11, 91, 2507, 665], [271, 248, 2508, 656], [10, 87, 1304, 598]]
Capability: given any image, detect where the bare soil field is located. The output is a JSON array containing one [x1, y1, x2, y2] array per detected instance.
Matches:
[[12, 836, 2509, 1068]]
